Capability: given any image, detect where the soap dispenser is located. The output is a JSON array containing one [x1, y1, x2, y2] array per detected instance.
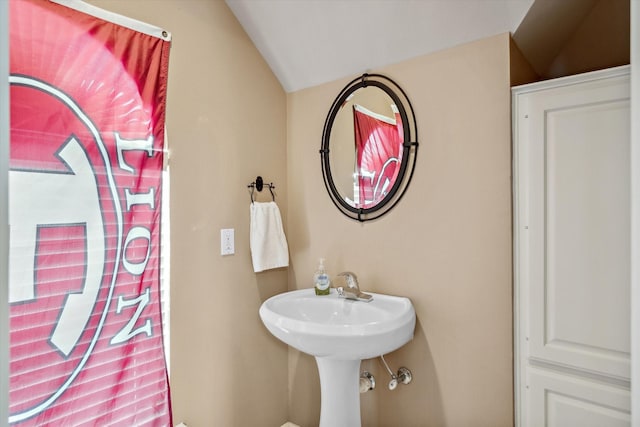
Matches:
[[313, 258, 330, 295]]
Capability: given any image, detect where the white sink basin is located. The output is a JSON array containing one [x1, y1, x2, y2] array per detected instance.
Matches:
[[259, 288, 416, 360], [259, 288, 416, 427]]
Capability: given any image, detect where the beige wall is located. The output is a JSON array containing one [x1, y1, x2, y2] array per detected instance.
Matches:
[[86, 1, 289, 426], [84, 2, 514, 426], [287, 33, 514, 426], [546, 0, 630, 78], [512, 0, 629, 80], [510, 37, 540, 87]]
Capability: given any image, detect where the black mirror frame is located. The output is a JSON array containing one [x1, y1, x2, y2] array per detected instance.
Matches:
[[320, 73, 419, 222]]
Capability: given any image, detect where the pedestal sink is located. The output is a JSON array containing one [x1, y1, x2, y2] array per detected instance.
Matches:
[[259, 288, 416, 427]]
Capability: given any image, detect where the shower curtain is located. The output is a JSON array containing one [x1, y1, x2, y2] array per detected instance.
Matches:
[[8, 0, 171, 425]]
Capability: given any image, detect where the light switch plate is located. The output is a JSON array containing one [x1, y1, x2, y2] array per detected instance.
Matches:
[[221, 228, 234, 255]]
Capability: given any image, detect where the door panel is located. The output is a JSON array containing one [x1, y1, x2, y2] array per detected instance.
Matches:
[[528, 367, 630, 427], [514, 67, 631, 426]]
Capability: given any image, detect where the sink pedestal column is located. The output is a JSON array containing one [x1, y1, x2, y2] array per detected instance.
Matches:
[[315, 357, 361, 427]]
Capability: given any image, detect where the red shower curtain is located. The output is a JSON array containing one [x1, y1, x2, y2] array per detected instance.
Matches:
[[353, 104, 403, 208], [9, 1, 171, 425]]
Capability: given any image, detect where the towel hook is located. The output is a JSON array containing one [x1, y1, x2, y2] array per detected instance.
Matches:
[[248, 176, 276, 203], [267, 183, 275, 201]]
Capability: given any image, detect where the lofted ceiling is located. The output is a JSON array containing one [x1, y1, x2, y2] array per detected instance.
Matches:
[[225, 0, 535, 92]]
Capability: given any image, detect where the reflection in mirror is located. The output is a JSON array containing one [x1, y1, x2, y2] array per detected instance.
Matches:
[[330, 87, 403, 208], [321, 74, 418, 222]]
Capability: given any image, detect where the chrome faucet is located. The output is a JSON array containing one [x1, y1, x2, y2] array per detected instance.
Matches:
[[334, 272, 373, 302]]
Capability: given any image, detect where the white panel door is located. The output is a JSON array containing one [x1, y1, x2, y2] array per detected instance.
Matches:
[[513, 66, 631, 427], [528, 367, 630, 427]]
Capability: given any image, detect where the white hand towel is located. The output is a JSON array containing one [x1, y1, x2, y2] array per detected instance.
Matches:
[[250, 201, 289, 273]]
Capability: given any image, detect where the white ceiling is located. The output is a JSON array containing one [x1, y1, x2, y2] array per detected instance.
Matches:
[[226, 0, 535, 92]]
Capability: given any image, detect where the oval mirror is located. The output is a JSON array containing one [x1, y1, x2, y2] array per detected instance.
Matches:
[[321, 74, 418, 222]]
